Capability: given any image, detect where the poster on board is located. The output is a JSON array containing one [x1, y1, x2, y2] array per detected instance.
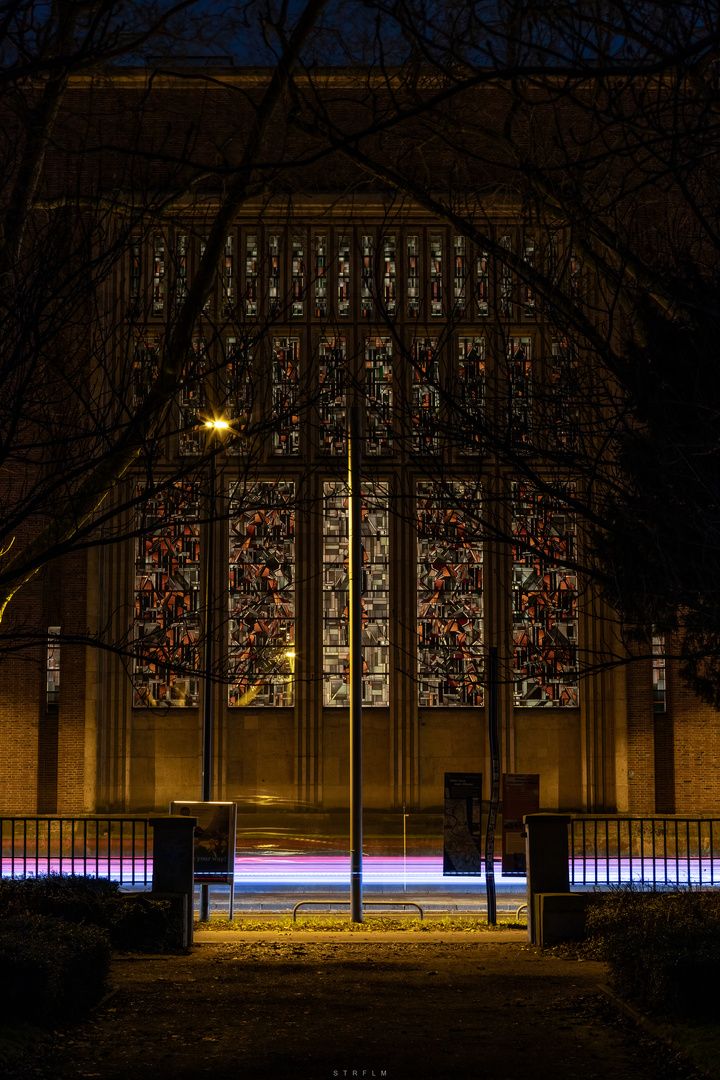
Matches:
[[443, 773, 483, 875], [170, 801, 237, 882], [501, 774, 539, 874]]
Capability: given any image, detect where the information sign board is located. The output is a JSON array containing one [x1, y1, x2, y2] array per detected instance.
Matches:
[[170, 800, 237, 883], [501, 774, 539, 873], [443, 773, 483, 875]]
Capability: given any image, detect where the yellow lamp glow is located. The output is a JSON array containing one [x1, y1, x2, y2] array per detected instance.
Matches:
[[204, 418, 230, 430]]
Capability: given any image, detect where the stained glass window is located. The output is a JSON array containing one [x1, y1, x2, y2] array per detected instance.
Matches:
[[292, 235, 304, 317], [179, 341, 206, 456], [499, 234, 513, 317], [134, 485, 200, 707], [223, 235, 234, 316], [131, 238, 142, 303], [552, 339, 580, 449], [47, 627, 60, 707], [228, 482, 295, 707], [508, 336, 532, 446], [407, 235, 420, 318], [245, 234, 258, 317], [417, 482, 483, 707], [569, 248, 582, 301], [365, 337, 392, 456], [382, 234, 396, 316], [523, 237, 535, 317], [323, 481, 389, 706], [315, 235, 327, 317], [412, 338, 440, 454], [152, 236, 165, 317], [338, 236, 350, 317], [477, 250, 489, 317], [652, 632, 666, 714], [272, 337, 300, 455], [269, 235, 281, 317], [430, 233, 443, 317], [175, 235, 188, 307], [222, 337, 253, 450], [318, 338, 347, 455], [132, 336, 159, 407], [458, 337, 485, 454], [361, 235, 374, 318], [454, 236, 466, 313], [512, 484, 578, 707]]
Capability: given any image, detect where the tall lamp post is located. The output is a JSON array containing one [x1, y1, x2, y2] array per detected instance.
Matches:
[[200, 417, 229, 923]]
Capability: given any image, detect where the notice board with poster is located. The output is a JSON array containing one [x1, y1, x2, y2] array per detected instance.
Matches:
[[170, 801, 237, 883], [501, 774, 539, 874], [443, 773, 483, 875]]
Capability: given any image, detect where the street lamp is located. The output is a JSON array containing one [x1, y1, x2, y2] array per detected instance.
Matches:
[[199, 416, 229, 922]]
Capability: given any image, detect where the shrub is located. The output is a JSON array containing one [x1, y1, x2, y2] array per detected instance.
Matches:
[[0, 875, 184, 952], [586, 887, 720, 1018], [0, 914, 110, 1023]]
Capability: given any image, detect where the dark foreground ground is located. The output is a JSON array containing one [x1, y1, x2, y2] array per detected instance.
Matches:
[[0, 932, 709, 1080]]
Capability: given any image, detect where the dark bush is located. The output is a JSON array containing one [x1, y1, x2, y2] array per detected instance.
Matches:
[[586, 887, 720, 1018], [0, 875, 183, 951], [0, 914, 110, 1023]]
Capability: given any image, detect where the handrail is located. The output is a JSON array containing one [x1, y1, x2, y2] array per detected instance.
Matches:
[[293, 899, 424, 922]]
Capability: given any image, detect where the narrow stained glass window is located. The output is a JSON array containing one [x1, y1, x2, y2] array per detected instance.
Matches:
[[508, 336, 532, 446], [430, 233, 443, 317], [477, 250, 489, 317], [292, 235, 304, 317], [569, 248, 582, 301], [382, 234, 396, 316], [318, 338, 347, 455], [552, 339, 580, 450], [179, 341, 206, 456], [458, 337, 485, 454], [512, 485, 578, 707], [315, 235, 327, 317], [499, 234, 513, 318], [454, 236, 466, 313], [134, 485, 200, 707], [223, 235, 235, 316], [652, 632, 667, 713], [132, 336, 159, 407], [407, 235, 420, 318], [175, 235, 188, 307], [245, 234, 258, 317], [412, 338, 440, 453], [221, 338, 253, 455], [361, 235, 374, 318], [47, 627, 60, 707], [338, 235, 351, 317], [523, 237, 535, 317], [228, 482, 295, 707], [365, 337, 393, 456], [152, 236, 165, 317], [272, 337, 300, 455], [269, 235, 281, 317], [131, 238, 142, 304], [417, 482, 484, 707], [323, 481, 389, 707]]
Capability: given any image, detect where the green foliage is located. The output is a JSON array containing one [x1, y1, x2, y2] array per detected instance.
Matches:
[[0, 874, 183, 952], [585, 887, 720, 1018], [0, 914, 110, 1024]]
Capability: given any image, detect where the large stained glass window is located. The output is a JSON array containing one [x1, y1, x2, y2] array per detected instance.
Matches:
[[132, 335, 159, 407], [412, 338, 439, 454], [382, 234, 396, 316], [407, 235, 420, 318], [323, 481, 389, 706], [272, 337, 300, 455], [318, 338, 347, 455], [552, 339, 580, 449], [417, 482, 483, 707], [512, 484, 578, 706], [361, 234, 374, 318], [365, 337, 392, 455], [430, 233, 443, 316], [228, 482, 295, 707], [245, 234, 258, 317], [134, 485, 200, 707], [221, 337, 253, 451], [178, 341, 206, 456], [507, 336, 532, 446], [315, 234, 327, 317]]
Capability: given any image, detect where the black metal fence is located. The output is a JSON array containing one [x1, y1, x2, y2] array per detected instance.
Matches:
[[0, 816, 152, 885], [568, 817, 720, 887]]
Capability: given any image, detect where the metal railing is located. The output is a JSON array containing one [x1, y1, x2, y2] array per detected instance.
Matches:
[[0, 816, 152, 885], [568, 817, 720, 887]]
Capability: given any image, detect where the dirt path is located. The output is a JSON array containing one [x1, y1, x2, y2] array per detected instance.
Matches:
[[2, 936, 704, 1080]]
